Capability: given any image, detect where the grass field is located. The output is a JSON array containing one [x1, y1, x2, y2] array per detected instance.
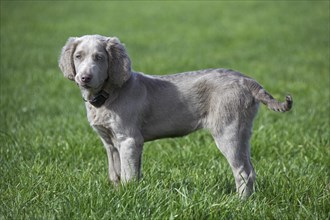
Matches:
[[1, 1, 329, 219]]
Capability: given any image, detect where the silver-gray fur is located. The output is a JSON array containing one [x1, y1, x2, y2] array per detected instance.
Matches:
[[59, 35, 293, 199]]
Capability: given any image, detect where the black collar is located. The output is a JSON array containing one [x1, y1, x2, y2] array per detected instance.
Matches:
[[84, 90, 109, 108]]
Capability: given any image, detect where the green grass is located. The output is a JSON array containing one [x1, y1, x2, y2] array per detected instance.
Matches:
[[1, 1, 329, 219]]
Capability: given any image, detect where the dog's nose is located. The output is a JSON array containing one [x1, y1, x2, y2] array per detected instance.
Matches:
[[81, 75, 92, 83]]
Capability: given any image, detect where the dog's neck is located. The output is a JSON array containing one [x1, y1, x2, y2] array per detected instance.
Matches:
[[82, 89, 109, 108], [79, 74, 133, 108], [79, 79, 123, 108], [79, 79, 112, 108]]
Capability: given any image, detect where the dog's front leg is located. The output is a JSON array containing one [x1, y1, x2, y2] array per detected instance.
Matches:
[[93, 125, 121, 185], [100, 138, 121, 186], [118, 136, 144, 183]]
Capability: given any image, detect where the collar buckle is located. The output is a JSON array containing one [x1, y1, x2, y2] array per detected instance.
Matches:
[[86, 90, 109, 108]]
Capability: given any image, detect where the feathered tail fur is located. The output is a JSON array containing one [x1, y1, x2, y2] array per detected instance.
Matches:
[[248, 80, 293, 112]]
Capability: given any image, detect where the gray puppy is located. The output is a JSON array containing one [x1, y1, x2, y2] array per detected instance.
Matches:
[[59, 35, 292, 198]]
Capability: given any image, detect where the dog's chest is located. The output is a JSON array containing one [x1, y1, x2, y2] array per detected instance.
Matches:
[[85, 105, 117, 141], [86, 104, 114, 127], [86, 103, 131, 137]]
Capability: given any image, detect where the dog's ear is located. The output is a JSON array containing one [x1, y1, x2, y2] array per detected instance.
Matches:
[[106, 37, 131, 87], [59, 37, 79, 81]]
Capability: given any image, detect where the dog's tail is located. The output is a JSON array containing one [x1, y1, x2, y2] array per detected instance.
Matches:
[[248, 80, 293, 112]]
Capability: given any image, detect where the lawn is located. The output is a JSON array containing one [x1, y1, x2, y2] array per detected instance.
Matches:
[[1, 1, 329, 219]]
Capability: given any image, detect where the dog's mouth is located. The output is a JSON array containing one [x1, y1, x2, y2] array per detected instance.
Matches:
[[81, 84, 92, 89], [78, 82, 105, 94], [77, 82, 92, 89]]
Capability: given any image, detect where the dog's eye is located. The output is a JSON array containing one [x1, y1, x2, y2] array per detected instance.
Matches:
[[95, 54, 104, 61], [75, 54, 82, 59]]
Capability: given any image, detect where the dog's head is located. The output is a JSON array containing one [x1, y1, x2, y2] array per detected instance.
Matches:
[[59, 35, 131, 90]]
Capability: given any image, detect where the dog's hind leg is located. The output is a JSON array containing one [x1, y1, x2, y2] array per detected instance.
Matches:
[[212, 119, 256, 199]]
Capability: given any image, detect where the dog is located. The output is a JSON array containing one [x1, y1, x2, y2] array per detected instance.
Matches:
[[59, 35, 292, 198]]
